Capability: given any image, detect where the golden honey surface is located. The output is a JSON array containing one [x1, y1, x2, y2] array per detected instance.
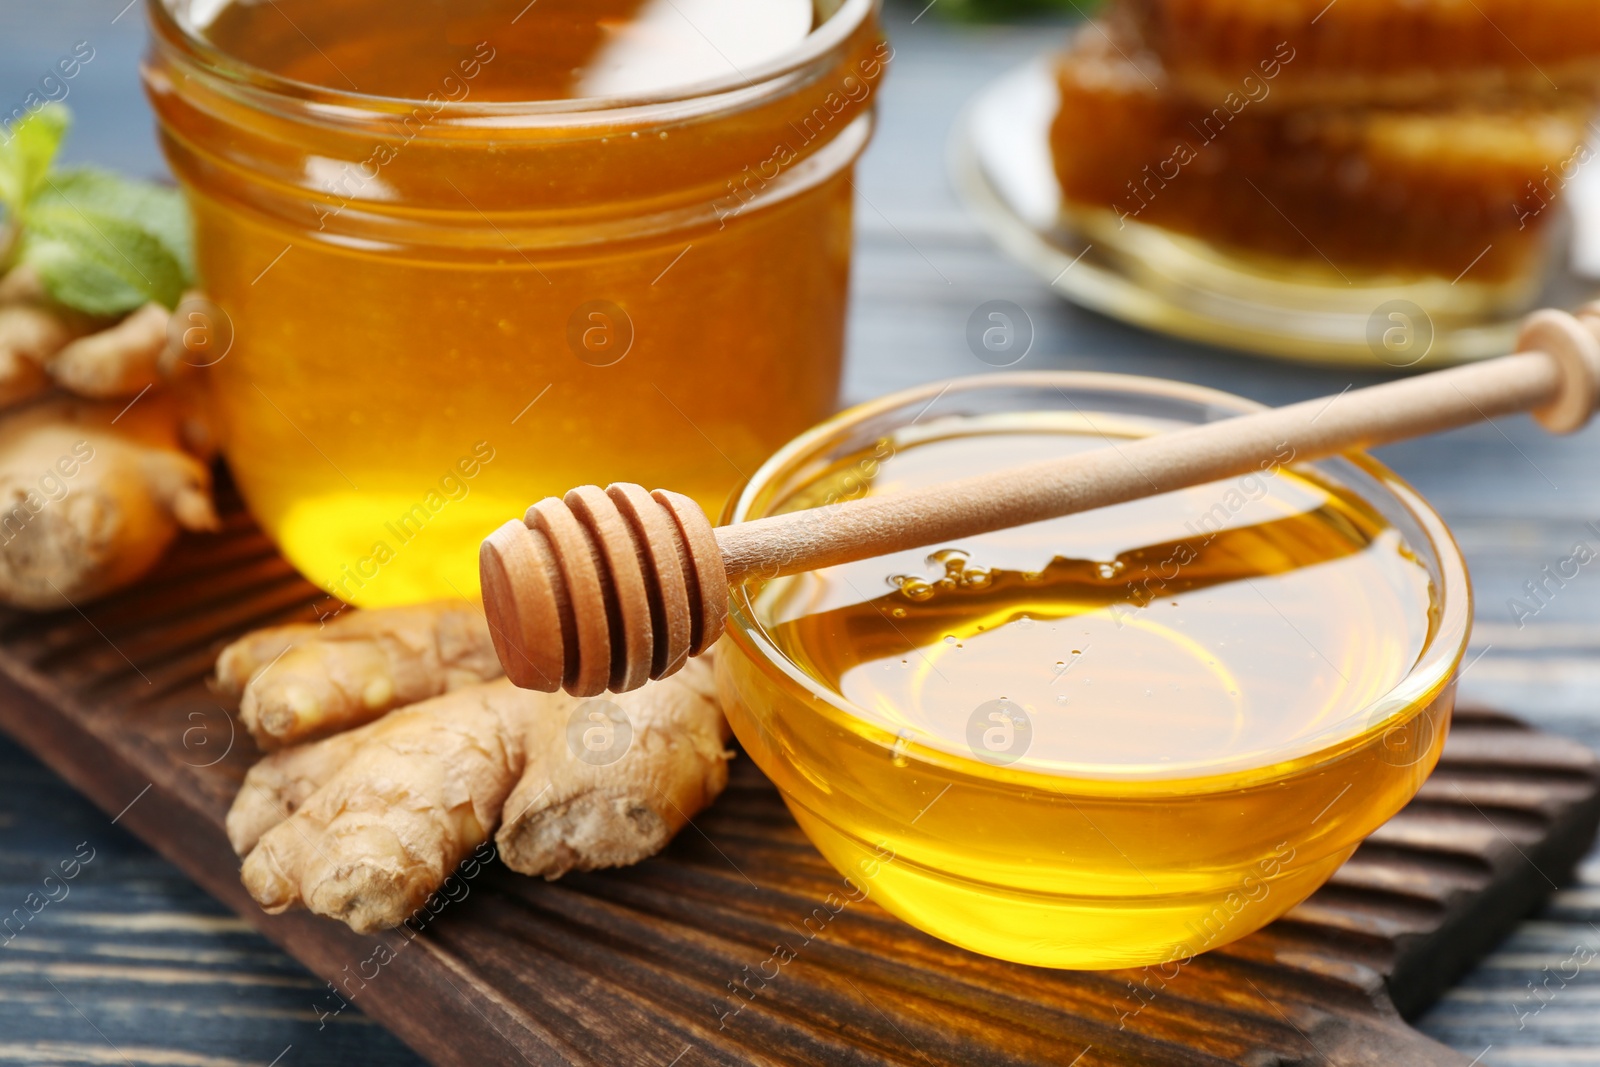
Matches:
[[150, 0, 881, 605], [720, 413, 1452, 967], [197, 0, 814, 100], [761, 421, 1433, 772]]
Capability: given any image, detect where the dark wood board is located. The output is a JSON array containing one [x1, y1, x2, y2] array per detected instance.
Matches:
[[0, 507, 1595, 1067]]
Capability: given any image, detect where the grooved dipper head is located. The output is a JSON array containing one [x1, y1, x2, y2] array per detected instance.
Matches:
[[479, 484, 728, 696]]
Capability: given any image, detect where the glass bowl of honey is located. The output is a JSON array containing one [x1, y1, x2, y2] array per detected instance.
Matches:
[[142, 0, 886, 606], [716, 372, 1470, 969]]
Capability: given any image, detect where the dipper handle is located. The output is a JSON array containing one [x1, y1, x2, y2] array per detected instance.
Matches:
[[482, 305, 1600, 696]]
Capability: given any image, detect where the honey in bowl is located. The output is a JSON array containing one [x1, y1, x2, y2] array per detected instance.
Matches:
[[145, 0, 885, 606], [718, 375, 1468, 969]]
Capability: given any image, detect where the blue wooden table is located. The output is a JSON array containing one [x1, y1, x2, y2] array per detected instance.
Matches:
[[3, 2, 1598, 1064]]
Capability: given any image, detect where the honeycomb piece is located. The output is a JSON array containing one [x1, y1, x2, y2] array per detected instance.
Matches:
[[1049, 26, 1593, 282], [1120, 0, 1600, 108]]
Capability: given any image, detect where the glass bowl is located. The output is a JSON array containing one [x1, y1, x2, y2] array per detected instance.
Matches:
[[716, 372, 1471, 969]]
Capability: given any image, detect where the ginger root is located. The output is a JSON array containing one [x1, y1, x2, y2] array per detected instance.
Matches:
[[0, 266, 221, 609], [0, 303, 74, 407], [213, 622, 322, 701], [215, 601, 504, 750], [0, 391, 218, 608], [229, 652, 729, 933], [0, 265, 171, 406], [48, 301, 168, 399], [231, 683, 529, 932], [495, 660, 730, 879]]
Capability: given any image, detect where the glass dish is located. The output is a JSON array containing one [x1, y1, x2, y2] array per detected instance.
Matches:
[[716, 372, 1471, 969]]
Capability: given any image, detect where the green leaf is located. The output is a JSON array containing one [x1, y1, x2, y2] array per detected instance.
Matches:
[[0, 104, 70, 219], [0, 104, 197, 317], [23, 201, 187, 317], [36, 169, 195, 283]]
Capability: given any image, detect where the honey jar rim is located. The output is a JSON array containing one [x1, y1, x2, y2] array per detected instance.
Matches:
[[146, 0, 879, 125], [721, 371, 1473, 792]]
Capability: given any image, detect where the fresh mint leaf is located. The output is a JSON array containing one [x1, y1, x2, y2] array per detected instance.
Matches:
[[37, 169, 195, 283], [0, 103, 197, 317], [24, 201, 187, 316], [0, 104, 70, 219]]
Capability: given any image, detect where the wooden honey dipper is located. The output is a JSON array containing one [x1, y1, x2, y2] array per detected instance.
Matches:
[[482, 305, 1600, 696]]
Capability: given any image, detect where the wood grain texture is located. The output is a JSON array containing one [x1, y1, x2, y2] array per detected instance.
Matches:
[[0, 500, 1595, 1067], [0, 729, 422, 1067]]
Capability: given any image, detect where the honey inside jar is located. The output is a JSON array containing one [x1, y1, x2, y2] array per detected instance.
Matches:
[[146, 0, 884, 606], [197, 0, 815, 101], [719, 385, 1464, 969]]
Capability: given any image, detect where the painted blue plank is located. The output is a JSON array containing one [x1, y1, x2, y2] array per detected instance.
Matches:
[[0, 731, 426, 1066]]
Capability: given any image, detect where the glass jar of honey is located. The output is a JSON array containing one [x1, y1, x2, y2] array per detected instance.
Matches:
[[142, 0, 886, 606], [718, 373, 1469, 969]]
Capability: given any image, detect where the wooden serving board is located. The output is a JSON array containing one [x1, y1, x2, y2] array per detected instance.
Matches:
[[0, 502, 1596, 1067]]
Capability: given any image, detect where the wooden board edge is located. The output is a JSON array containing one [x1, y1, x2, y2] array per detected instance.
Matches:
[[0, 670, 579, 1067], [1388, 782, 1600, 1018]]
